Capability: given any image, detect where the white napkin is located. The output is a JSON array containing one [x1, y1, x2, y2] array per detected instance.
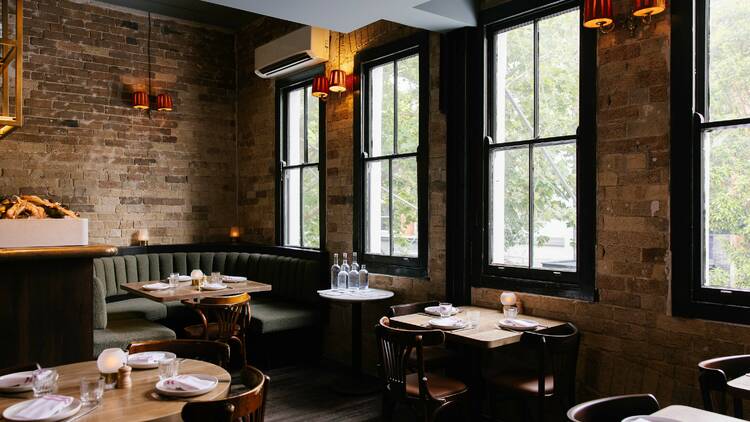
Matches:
[[501, 318, 538, 328], [203, 283, 227, 290], [429, 317, 466, 329], [178, 275, 191, 282], [0, 373, 32, 388], [15, 395, 72, 420], [222, 275, 247, 283], [143, 282, 170, 290], [164, 375, 214, 391], [129, 352, 166, 364]]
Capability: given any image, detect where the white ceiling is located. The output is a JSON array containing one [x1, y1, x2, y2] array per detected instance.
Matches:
[[201, 0, 477, 33]]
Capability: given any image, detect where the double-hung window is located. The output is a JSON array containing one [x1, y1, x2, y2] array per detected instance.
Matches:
[[672, 0, 750, 323], [277, 72, 325, 249], [471, 1, 596, 299], [354, 33, 429, 277]]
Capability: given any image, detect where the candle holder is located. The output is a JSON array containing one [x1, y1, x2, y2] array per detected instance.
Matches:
[[229, 226, 241, 243], [96, 348, 127, 390]]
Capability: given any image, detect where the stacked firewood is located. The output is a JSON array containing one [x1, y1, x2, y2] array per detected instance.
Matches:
[[0, 195, 79, 219]]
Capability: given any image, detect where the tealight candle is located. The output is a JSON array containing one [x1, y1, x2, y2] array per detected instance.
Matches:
[[229, 226, 241, 241], [96, 348, 127, 389], [500, 291, 517, 307]]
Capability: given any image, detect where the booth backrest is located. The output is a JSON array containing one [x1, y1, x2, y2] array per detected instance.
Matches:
[[93, 252, 322, 305]]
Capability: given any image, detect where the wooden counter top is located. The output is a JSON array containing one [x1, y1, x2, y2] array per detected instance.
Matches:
[[0, 244, 118, 261]]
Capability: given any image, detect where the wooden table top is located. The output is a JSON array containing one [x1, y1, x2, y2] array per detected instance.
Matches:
[[0, 359, 230, 422], [652, 405, 744, 421], [121, 280, 272, 302], [390, 305, 565, 349]]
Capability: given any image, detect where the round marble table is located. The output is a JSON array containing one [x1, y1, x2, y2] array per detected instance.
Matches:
[[0, 359, 230, 422]]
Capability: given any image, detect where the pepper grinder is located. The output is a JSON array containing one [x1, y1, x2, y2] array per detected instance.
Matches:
[[117, 365, 132, 389]]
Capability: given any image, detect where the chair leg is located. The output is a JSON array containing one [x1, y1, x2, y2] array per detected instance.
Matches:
[[733, 397, 743, 419]]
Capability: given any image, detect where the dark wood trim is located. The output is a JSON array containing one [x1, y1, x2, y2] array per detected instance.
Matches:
[[353, 32, 430, 278], [0, 244, 117, 261]]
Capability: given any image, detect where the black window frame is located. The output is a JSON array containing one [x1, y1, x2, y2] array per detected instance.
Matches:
[[353, 32, 430, 278], [275, 65, 327, 250], [671, 0, 750, 324], [468, 0, 597, 301]]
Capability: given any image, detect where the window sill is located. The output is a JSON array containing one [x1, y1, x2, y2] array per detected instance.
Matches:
[[362, 261, 428, 279], [673, 298, 750, 326], [473, 273, 596, 302]]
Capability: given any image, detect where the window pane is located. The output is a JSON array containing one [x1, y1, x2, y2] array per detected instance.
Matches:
[[283, 168, 301, 247], [494, 23, 534, 143], [532, 142, 577, 271], [366, 160, 391, 255], [392, 157, 418, 257], [306, 86, 319, 163], [539, 9, 579, 138], [369, 62, 395, 157], [286, 87, 306, 165], [302, 167, 320, 248], [704, 126, 750, 291], [489, 147, 530, 266], [708, 0, 750, 122], [397, 54, 420, 154]]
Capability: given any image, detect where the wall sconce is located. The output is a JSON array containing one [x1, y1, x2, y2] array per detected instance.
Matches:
[[328, 69, 347, 93], [157, 93, 173, 111], [132, 91, 150, 110], [584, 0, 667, 35], [136, 229, 149, 246], [311, 75, 329, 99]]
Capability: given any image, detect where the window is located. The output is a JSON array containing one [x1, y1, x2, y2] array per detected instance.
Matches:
[[672, 0, 750, 323], [276, 70, 325, 249], [469, 1, 596, 299], [354, 33, 429, 277]]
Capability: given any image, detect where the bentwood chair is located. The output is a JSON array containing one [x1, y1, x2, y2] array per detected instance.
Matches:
[[376, 316, 469, 422], [182, 365, 269, 422], [183, 293, 251, 368], [388, 301, 460, 372], [486, 323, 580, 422], [128, 339, 231, 370], [698, 354, 750, 418], [566, 394, 660, 422]]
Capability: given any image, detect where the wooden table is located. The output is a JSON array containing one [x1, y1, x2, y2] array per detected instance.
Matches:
[[390, 305, 565, 349], [652, 405, 744, 421], [121, 280, 272, 302], [0, 359, 231, 422]]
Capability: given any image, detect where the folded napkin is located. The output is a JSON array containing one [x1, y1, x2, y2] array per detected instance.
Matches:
[[203, 283, 226, 290], [0, 373, 32, 388], [429, 317, 466, 329], [129, 352, 166, 364], [143, 282, 170, 290], [502, 318, 538, 328], [15, 395, 73, 420], [178, 275, 191, 282], [164, 375, 214, 392], [222, 275, 247, 283]]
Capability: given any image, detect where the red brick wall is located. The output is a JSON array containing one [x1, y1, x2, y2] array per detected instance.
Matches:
[[0, 0, 237, 245]]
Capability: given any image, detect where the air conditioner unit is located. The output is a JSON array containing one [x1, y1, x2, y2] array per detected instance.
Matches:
[[255, 26, 329, 79]]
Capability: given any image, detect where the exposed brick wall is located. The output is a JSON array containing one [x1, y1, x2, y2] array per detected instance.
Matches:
[[0, 0, 237, 245]]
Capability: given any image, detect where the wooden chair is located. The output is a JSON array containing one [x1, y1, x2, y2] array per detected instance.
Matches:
[[127, 339, 231, 370], [388, 301, 461, 372], [182, 365, 269, 422], [376, 316, 469, 422], [698, 354, 750, 418], [566, 394, 660, 422], [183, 293, 251, 368], [485, 323, 580, 422]]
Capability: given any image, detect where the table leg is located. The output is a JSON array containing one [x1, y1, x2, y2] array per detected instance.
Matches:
[[331, 301, 380, 396], [351, 301, 362, 376]]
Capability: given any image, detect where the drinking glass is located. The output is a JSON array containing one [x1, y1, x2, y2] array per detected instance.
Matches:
[[503, 306, 519, 320], [168, 273, 179, 288], [32, 369, 58, 397], [438, 302, 453, 318], [467, 310, 480, 328], [80, 376, 104, 406], [158, 358, 179, 380], [211, 272, 221, 284]]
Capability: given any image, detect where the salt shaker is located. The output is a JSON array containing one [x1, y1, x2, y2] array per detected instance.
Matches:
[[117, 365, 132, 389]]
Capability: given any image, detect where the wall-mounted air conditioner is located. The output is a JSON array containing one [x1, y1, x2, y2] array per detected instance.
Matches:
[[254, 26, 329, 79]]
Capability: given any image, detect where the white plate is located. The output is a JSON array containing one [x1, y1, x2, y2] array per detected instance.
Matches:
[[497, 318, 540, 331], [222, 275, 247, 283], [128, 351, 176, 369], [424, 306, 460, 316], [3, 398, 81, 422], [201, 283, 228, 291], [155, 374, 218, 398], [427, 317, 467, 330], [0, 371, 34, 393], [621, 417, 680, 422], [143, 283, 170, 291]]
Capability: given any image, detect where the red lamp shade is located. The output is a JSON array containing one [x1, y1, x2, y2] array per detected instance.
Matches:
[[132, 91, 149, 109], [157, 93, 173, 111], [328, 69, 347, 93], [311, 75, 329, 98], [583, 0, 614, 29], [633, 0, 666, 17]]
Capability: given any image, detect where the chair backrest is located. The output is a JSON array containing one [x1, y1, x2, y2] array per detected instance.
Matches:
[[186, 293, 251, 341], [127, 339, 231, 369], [388, 301, 439, 317], [375, 316, 444, 399], [698, 354, 750, 413], [521, 323, 580, 408], [566, 394, 660, 422], [182, 365, 269, 422]]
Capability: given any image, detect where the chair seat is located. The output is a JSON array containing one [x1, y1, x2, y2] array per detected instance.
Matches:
[[486, 370, 554, 396], [408, 345, 459, 369], [184, 323, 241, 339], [107, 298, 167, 322], [405, 372, 468, 398]]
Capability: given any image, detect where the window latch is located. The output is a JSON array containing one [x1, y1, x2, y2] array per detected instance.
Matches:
[[362, 152, 369, 159]]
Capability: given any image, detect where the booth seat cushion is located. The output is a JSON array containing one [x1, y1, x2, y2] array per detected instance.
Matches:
[[106, 298, 167, 322], [249, 300, 319, 334], [93, 319, 175, 356]]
